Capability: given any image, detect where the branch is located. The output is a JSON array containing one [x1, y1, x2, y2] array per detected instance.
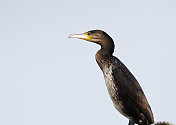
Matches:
[[154, 121, 174, 125]]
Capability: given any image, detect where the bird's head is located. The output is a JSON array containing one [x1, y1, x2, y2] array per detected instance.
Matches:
[[69, 30, 112, 45], [69, 30, 115, 55]]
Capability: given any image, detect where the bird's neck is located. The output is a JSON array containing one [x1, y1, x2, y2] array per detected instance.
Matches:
[[100, 47, 114, 56], [96, 42, 114, 70], [99, 39, 115, 56]]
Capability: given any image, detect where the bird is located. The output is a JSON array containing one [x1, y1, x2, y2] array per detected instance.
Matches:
[[69, 30, 154, 125]]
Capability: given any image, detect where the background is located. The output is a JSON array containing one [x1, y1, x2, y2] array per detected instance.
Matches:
[[0, 0, 175, 125]]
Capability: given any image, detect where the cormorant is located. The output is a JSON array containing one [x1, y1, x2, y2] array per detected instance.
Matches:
[[69, 30, 154, 125]]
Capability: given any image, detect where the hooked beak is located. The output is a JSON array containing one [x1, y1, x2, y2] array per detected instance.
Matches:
[[68, 33, 92, 41]]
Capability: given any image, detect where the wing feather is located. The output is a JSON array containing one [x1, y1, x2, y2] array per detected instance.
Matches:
[[111, 57, 154, 123]]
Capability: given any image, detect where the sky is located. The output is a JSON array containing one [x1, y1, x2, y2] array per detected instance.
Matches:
[[0, 0, 176, 125]]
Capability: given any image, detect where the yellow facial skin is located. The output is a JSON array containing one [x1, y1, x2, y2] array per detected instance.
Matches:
[[82, 32, 92, 41]]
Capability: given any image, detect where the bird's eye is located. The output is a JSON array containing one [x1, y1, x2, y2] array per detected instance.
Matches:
[[87, 32, 90, 35]]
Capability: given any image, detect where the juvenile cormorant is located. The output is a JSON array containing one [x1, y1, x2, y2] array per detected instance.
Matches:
[[69, 30, 154, 125]]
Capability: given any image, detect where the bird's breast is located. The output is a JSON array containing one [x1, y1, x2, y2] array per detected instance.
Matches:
[[103, 64, 117, 97], [102, 64, 127, 117]]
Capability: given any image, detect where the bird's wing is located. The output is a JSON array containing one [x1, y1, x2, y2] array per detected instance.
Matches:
[[111, 57, 154, 123]]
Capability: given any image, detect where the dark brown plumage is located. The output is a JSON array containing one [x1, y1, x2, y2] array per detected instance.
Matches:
[[69, 30, 154, 125]]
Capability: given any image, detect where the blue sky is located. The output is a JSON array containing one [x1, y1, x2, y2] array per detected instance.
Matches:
[[0, 0, 176, 125]]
